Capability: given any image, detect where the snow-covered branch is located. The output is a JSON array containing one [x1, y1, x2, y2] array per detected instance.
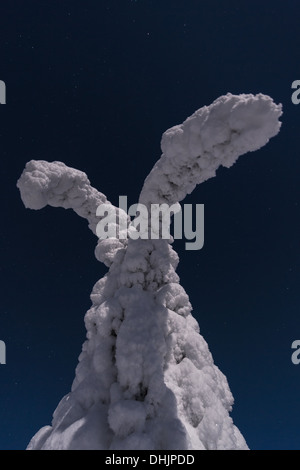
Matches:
[[17, 160, 130, 266], [17, 160, 113, 235], [139, 93, 282, 207]]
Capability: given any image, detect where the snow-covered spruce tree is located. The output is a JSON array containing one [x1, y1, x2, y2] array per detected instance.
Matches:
[[17, 93, 282, 450]]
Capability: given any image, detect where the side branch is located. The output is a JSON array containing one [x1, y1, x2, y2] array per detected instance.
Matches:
[[139, 93, 282, 207], [17, 160, 113, 235]]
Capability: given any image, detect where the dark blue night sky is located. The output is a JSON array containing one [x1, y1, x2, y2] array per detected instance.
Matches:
[[0, 0, 300, 450]]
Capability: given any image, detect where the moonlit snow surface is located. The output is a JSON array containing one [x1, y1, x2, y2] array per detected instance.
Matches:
[[17, 94, 282, 450]]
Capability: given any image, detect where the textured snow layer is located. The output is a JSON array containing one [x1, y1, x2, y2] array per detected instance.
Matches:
[[18, 93, 282, 450]]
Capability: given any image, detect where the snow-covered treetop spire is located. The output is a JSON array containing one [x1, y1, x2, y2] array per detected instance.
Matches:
[[17, 93, 282, 450]]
